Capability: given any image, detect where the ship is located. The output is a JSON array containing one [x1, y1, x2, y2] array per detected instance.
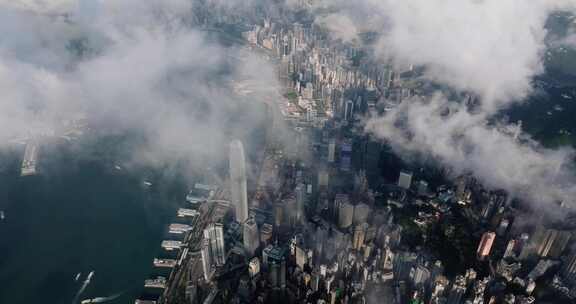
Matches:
[[80, 292, 122, 304], [153, 258, 177, 268], [168, 223, 192, 234], [135, 300, 157, 304], [185, 191, 205, 204], [144, 276, 167, 289], [177, 208, 199, 217], [0, 211, 4, 221], [81, 297, 108, 304], [86, 271, 95, 282], [161, 240, 182, 251], [74, 272, 81, 281]]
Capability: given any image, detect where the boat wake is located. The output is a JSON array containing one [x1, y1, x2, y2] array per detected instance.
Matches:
[[72, 271, 94, 304]]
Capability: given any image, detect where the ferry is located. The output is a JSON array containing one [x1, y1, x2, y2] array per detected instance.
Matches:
[[153, 258, 177, 268], [185, 191, 206, 204], [177, 208, 199, 217], [81, 297, 107, 304], [161, 240, 182, 250], [144, 276, 167, 289]]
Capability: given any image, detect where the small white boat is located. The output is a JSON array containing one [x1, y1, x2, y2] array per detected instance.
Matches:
[[74, 272, 81, 281]]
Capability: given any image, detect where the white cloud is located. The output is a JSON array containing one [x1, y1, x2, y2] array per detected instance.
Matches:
[[0, 0, 76, 15], [366, 94, 576, 207], [366, 0, 574, 111], [357, 0, 576, 209], [0, 1, 281, 171], [314, 14, 359, 43]]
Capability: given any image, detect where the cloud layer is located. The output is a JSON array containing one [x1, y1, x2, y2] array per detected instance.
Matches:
[[356, 0, 576, 209], [301, 0, 576, 208], [366, 94, 576, 207], [0, 0, 280, 171]]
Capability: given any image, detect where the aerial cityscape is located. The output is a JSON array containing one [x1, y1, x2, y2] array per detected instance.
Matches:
[[0, 1, 576, 304]]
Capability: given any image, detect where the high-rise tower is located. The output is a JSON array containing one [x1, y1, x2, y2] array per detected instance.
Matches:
[[244, 217, 260, 257], [204, 223, 226, 266], [201, 223, 226, 280], [230, 140, 249, 224], [476, 232, 496, 261]]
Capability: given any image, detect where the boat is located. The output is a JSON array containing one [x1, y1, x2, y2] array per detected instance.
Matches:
[[81, 297, 108, 304], [0, 211, 4, 221], [144, 277, 167, 289], [74, 272, 81, 281], [80, 293, 122, 304], [153, 258, 177, 268], [86, 271, 95, 282], [186, 191, 206, 204]]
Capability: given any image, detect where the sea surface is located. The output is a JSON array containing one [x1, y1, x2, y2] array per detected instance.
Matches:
[[0, 143, 180, 304]]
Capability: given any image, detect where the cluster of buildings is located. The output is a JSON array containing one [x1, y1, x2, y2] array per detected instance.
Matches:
[[138, 4, 576, 304]]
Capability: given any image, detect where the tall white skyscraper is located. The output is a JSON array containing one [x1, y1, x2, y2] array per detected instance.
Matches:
[[230, 140, 249, 224]]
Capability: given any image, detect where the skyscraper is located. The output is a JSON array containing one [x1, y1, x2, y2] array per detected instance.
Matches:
[[352, 224, 367, 250], [562, 253, 576, 284], [204, 223, 226, 266], [536, 229, 571, 258], [344, 99, 354, 121], [353, 203, 371, 225], [295, 183, 306, 223], [477, 232, 496, 260], [337, 199, 354, 229], [249, 257, 260, 278], [200, 239, 213, 281], [201, 223, 226, 281], [260, 223, 273, 245], [327, 138, 336, 163], [417, 180, 429, 196], [447, 275, 467, 304], [262, 244, 286, 289], [230, 140, 249, 224], [410, 264, 431, 289], [244, 217, 260, 257], [398, 170, 413, 190]]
